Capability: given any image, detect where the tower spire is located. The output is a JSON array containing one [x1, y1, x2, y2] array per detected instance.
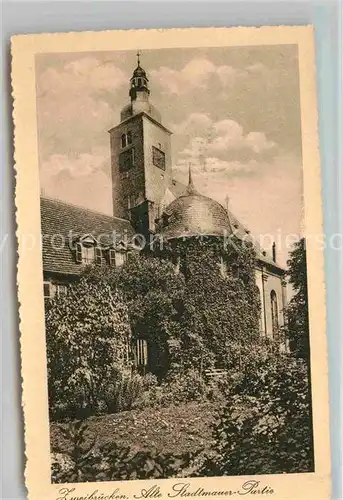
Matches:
[[186, 164, 197, 195]]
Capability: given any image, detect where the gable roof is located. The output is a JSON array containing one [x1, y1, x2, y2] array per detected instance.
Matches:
[[40, 197, 135, 276]]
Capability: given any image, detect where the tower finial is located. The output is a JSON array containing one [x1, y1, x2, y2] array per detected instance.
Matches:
[[136, 50, 141, 66], [186, 163, 197, 195], [224, 194, 234, 232]]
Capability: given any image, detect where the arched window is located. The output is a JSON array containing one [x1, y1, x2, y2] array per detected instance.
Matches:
[[270, 290, 279, 338]]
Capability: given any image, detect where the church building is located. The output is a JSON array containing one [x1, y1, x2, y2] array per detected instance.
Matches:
[[41, 54, 287, 348]]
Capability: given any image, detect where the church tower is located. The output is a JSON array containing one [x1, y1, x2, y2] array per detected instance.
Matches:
[[109, 53, 173, 236]]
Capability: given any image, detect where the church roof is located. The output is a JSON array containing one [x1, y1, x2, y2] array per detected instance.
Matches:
[[40, 197, 135, 276], [159, 173, 283, 272], [158, 170, 232, 240], [131, 52, 148, 80]]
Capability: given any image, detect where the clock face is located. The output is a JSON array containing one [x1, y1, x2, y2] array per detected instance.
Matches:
[[152, 146, 166, 171]]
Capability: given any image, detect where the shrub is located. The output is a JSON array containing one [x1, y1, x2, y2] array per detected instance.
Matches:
[[158, 369, 207, 407], [134, 370, 224, 409], [141, 373, 159, 391], [103, 372, 144, 413], [197, 349, 314, 476], [46, 278, 132, 420]]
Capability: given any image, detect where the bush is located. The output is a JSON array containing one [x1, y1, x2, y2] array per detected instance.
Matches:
[[132, 370, 224, 409], [46, 278, 132, 420], [197, 349, 314, 476], [157, 369, 207, 407], [103, 372, 144, 413], [51, 419, 200, 483]]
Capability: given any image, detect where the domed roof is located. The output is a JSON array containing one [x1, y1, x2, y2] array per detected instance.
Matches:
[[131, 64, 148, 79], [120, 102, 161, 122], [157, 169, 232, 240]]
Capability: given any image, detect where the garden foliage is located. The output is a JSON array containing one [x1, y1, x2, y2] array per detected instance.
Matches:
[[46, 278, 132, 420], [51, 420, 199, 483], [198, 342, 314, 476]]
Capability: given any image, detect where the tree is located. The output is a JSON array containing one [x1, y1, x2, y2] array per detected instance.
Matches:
[[285, 238, 310, 358], [46, 278, 131, 420]]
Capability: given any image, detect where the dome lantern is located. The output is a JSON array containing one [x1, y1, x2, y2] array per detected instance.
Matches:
[[129, 51, 150, 100], [120, 51, 161, 122]]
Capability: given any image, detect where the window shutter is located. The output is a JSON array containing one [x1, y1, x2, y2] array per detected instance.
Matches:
[[75, 242, 82, 263], [109, 249, 116, 267], [95, 247, 102, 264], [43, 282, 51, 299]]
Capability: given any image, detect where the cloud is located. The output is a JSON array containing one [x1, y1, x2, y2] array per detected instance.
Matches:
[[151, 58, 242, 95], [41, 169, 113, 215], [38, 57, 127, 96], [40, 148, 108, 179], [36, 57, 128, 160], [173, 114, 276, 171], [40, 147, 112, 215]]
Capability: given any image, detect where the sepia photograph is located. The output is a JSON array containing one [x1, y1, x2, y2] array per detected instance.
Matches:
[[36, 43, 314, 483], [12, 26, 330, 500]]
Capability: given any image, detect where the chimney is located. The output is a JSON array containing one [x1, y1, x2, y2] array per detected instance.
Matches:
[[272, 242, 276, 262]]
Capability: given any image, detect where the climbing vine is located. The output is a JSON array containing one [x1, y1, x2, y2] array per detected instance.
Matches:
[[152, 234, 261, 373]]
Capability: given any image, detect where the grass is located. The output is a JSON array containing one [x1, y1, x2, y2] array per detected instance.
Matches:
[[50, 402, 218, 457]]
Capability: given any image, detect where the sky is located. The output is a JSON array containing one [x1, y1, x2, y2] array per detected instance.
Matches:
[[35, 45, 303, 267]]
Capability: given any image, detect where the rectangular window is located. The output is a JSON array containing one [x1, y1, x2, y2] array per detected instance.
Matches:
[[109, 249, 116, 267], [135, 339, 148, 366], [152, 146, 166, 171], [44, 282, 67, 300], [95, 247, 103, 265], [43, 281, 51, 299], [56, 284, 67, 297], [109, 249, 127, 267], [115, 251, 126, 267], [121, 132, 132, 148], [119, 148, 135, 172], [82, 245, 95, 264]]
